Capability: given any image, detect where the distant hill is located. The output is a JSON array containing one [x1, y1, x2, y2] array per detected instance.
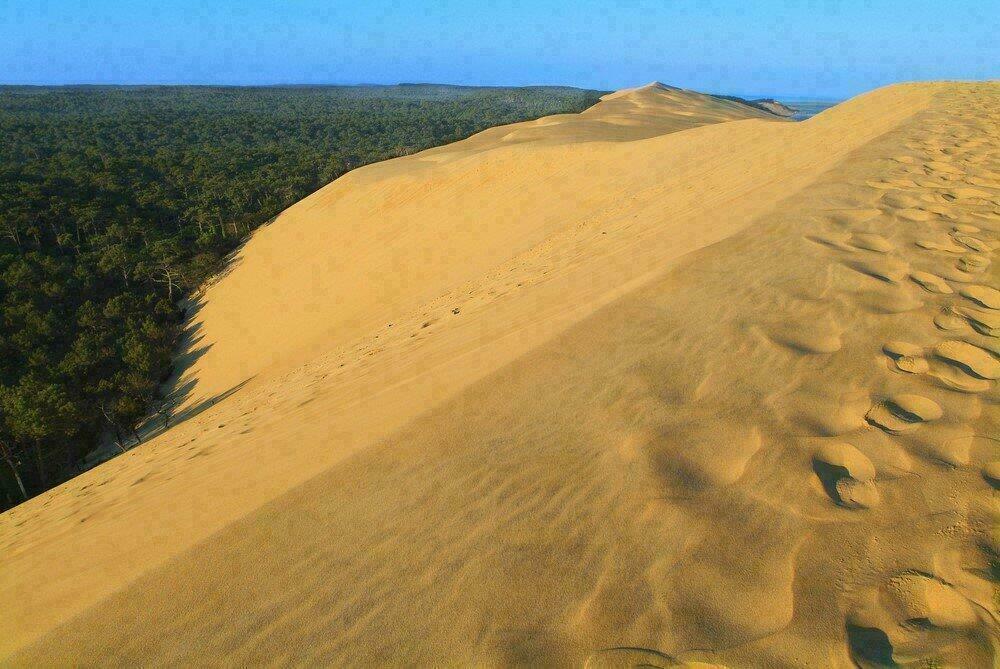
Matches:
[[711, 93, 797, 117], [749, 98, 797, 117]]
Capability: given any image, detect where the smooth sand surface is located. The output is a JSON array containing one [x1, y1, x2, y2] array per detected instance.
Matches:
[[2, 82, 998, 666]]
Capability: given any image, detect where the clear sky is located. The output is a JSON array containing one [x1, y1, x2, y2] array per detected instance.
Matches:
[[2, 0, 997, 98]]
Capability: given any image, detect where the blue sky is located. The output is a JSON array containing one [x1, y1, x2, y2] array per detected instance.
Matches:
[[2, 0, 997, 98]]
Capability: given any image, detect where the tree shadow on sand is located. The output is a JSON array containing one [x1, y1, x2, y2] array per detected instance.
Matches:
[[138, 292, 256, 438], [133, 235, 263, 436], [84, 288, 255, 467]]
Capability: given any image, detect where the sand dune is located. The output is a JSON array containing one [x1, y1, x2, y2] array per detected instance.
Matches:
[[171, 82, 779, 408], [2, 81, 998, 666]]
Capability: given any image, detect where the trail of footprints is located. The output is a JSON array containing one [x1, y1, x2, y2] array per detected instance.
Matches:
[[577, 91, 998, 668], [801, 90, 999, 666], [583, 94, 1000, 668], [586, 93, 1000, 667]]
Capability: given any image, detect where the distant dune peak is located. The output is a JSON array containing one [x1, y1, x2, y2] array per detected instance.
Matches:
[[601, 80, 678, 100], [605, 82, 798, 119]]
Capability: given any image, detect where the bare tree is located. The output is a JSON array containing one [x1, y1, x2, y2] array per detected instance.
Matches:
[[150, 264, 180, 301], [1, 440, 28, 501], [156, 402, 174, 430], [99, 402, 128, 454]]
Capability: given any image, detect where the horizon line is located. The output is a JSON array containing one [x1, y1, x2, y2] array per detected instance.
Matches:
[[0, 81, 847, 102]]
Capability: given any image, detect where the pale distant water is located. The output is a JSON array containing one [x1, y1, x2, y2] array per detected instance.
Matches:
[[782, 99, 842, 121]]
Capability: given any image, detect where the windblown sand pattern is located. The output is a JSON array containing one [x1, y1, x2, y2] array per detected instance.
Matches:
[[1, 83, 997, 667]]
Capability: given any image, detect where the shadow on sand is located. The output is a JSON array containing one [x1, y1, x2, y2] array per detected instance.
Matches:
[[133, 290, 255, 442], [83, 235, 263, 468]]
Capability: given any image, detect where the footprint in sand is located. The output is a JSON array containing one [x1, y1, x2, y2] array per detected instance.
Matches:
[[865, 394, 942, 434], [882, 341, 922, 358], [935, 263, 980, 284], [919, 191, 956, 205], [956, 253, 990, 274], [847, 572, 981, 666], [933, 340, 1000, 380], [882, 341, 930, 374], [959, 285, 1000, 309], [928, 363, 992, 394], [915, 238, 968, 254], [909, 271, 953, 294], [956, 305, 999, 337], [951, 232, 992, 253], [812, 442, 879, 508], [933, 306, 973, 333]]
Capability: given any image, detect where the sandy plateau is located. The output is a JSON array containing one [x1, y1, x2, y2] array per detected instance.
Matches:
[[2, 82, 998, 666]]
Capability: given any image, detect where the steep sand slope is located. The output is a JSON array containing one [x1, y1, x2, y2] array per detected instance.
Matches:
[[172, 82, 777, 409], [3, 82, 999, 666]]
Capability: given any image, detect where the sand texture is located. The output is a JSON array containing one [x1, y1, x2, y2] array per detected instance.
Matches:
[[2, 82, 998, 667]]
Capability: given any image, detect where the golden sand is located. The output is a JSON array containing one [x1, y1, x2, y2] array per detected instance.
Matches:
[[2, 82, 998, 666]]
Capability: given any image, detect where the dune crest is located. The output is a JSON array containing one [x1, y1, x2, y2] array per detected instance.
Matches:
[[3, 81, 999, 666]]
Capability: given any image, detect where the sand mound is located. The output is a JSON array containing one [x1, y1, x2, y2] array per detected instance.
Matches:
[[2, 82, 998, 666], [813, 442, 880, 508], [961, 284, 1000, 309]]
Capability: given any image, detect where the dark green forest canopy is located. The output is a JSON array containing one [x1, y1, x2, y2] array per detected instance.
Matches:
[[0, 84, 604, 510]]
